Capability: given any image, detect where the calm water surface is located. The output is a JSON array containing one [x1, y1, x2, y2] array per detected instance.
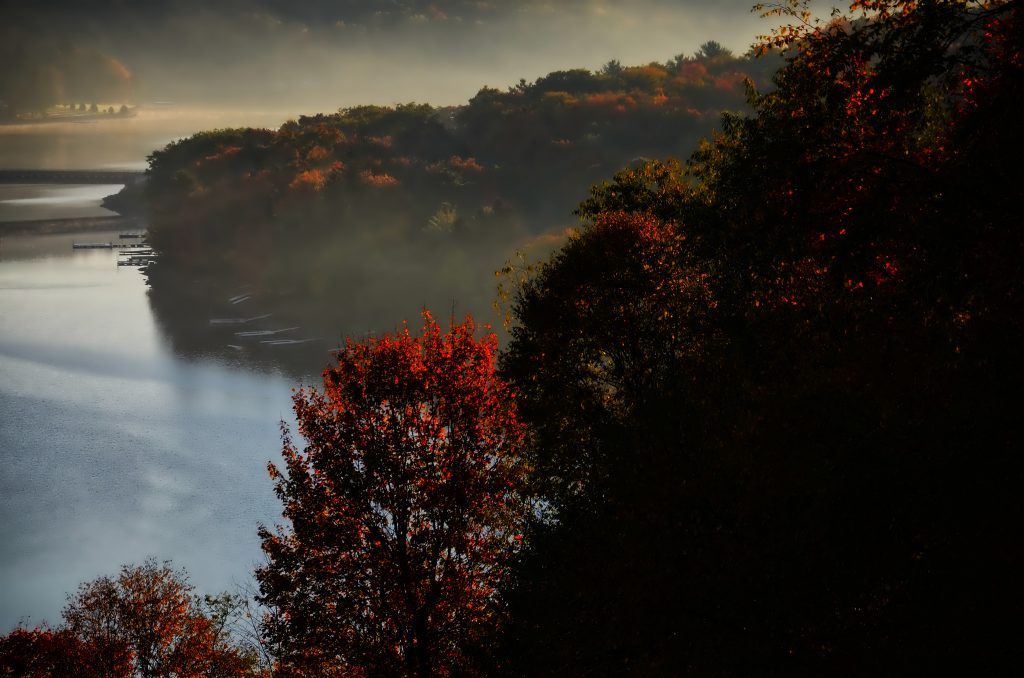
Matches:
[[0, 184, 124, 222], [0, 225, 300, 629], [0, 107, 293, 171]]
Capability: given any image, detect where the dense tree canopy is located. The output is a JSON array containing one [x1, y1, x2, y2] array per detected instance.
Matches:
[[500, 0, 1023, 673], [142, 44, 776, 257], [258, 313, 528, 677], [136, 45, 775, 373], [0, 626, 106, 678], [8, 2, 1020, 674]]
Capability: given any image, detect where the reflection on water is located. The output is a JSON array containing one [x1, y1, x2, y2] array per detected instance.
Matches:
[[0, 107, 518, 629], [0, 230, 298, 629], [0, 184, 124, 222]]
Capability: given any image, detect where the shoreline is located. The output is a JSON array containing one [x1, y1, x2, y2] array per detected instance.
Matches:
[[0, 215, 140, 237], [0, 110, 138, 127]]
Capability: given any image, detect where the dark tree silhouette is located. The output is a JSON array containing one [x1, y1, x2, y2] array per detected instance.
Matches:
[[500, 0, 1023, 674]]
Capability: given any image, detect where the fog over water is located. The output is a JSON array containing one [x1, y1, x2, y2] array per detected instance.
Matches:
[[0, 109, 297, 171], [5, 0, 791, 110], [0, 0, 842, 630], [0, 184, 123, 221]]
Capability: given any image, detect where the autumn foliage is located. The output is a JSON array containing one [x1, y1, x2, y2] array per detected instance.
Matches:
[[258, 312, 528, 676], [8, 1, 1021, 675], [500, 0, 1023, 674], [0, 626, 109, 677], [1, 559, 259, 677]]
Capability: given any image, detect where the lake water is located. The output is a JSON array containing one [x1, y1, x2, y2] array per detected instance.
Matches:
[[0, 107, 292, 171], [0, 195, 302, 629], [0, 184, 124, 223]]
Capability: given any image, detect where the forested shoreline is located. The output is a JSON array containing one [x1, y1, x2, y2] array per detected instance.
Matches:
[[135, 41, 777, 370], [4, 1, 1022, 675]]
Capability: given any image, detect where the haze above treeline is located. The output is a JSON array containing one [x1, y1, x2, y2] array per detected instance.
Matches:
[[3, 0, 790, 111]]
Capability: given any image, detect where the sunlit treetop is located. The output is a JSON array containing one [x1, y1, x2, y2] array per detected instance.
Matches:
[[258, 312, 530, 676]]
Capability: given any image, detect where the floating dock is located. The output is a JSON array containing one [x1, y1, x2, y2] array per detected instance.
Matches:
[[73, 242, 151, 250]]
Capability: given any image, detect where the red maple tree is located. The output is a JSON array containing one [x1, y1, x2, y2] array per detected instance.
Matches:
[[257, 312, 528, 677]]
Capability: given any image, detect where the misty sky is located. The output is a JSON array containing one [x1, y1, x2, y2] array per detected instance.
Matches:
[[4, 0, 840, 112]]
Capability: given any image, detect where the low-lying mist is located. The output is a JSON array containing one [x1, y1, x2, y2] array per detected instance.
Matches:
[[5, 0, 789, 111], [1, 0, 831, 375]]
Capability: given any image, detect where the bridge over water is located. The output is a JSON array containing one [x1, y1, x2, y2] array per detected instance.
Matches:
[[0, 169, 146, 185]]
